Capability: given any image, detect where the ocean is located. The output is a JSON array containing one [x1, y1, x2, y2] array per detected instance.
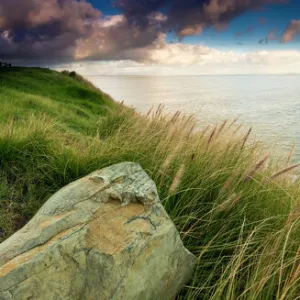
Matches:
[[87, 75, 300, 160]]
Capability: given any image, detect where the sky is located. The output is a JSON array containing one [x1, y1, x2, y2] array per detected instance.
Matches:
[[0, 0, 300, 75]]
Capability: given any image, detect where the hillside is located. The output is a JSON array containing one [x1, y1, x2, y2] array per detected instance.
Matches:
[[0, 67, 122, 239], [1, 67, 300, 299], [0, 67, 116, 136]]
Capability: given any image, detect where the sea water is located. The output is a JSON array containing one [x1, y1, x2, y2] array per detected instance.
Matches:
[[88, 75, 300, 160]]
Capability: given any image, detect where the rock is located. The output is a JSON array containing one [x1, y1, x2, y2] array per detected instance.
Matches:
[[0, 162, 196, 300]]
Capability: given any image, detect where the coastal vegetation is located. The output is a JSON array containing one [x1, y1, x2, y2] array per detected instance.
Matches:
[[1, 67, 300, 299]]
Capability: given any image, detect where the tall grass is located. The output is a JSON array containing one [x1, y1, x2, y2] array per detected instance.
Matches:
[[1, 68, 300, 299]]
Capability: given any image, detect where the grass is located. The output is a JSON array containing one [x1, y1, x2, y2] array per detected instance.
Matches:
[[0, 67, 116, 136], [1, 67, 300, 299]]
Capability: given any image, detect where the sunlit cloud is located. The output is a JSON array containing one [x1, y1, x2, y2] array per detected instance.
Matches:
[[282, 20, 300, 43], [57, 42, 300, 75]]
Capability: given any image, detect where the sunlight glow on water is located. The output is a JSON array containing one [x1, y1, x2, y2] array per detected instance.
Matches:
[[88, 75, 300, 160]]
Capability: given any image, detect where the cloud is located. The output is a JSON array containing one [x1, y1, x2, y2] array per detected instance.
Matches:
[[138, 37, 241, 65], [0, 0, 291, 62], [71, 0, 290, 61], [282, 20, 300, 43], [144, 41, 300, 68], [117, 0, 288, 38], [56, 46, 300, 75], [267, 29, 278, 41], [0, 0, 167, 61], [0, 0, 100, 60], [74, 33, 244, 65], [258, 29, 278, 44], [74, 14, 166, 61]]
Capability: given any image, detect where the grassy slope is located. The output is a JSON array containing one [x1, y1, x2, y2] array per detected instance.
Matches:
[[1, 67, 300, 299], [0, 67, 116, 135], [0, 67, 119, 236]]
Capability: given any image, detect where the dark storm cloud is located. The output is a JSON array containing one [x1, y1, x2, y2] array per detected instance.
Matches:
[[0, 0, 165, 61], [116, 0, 288, 38], [0, 0, 101, 60]]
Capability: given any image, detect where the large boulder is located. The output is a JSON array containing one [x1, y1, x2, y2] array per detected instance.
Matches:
[[0, 162, 196, 300]]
